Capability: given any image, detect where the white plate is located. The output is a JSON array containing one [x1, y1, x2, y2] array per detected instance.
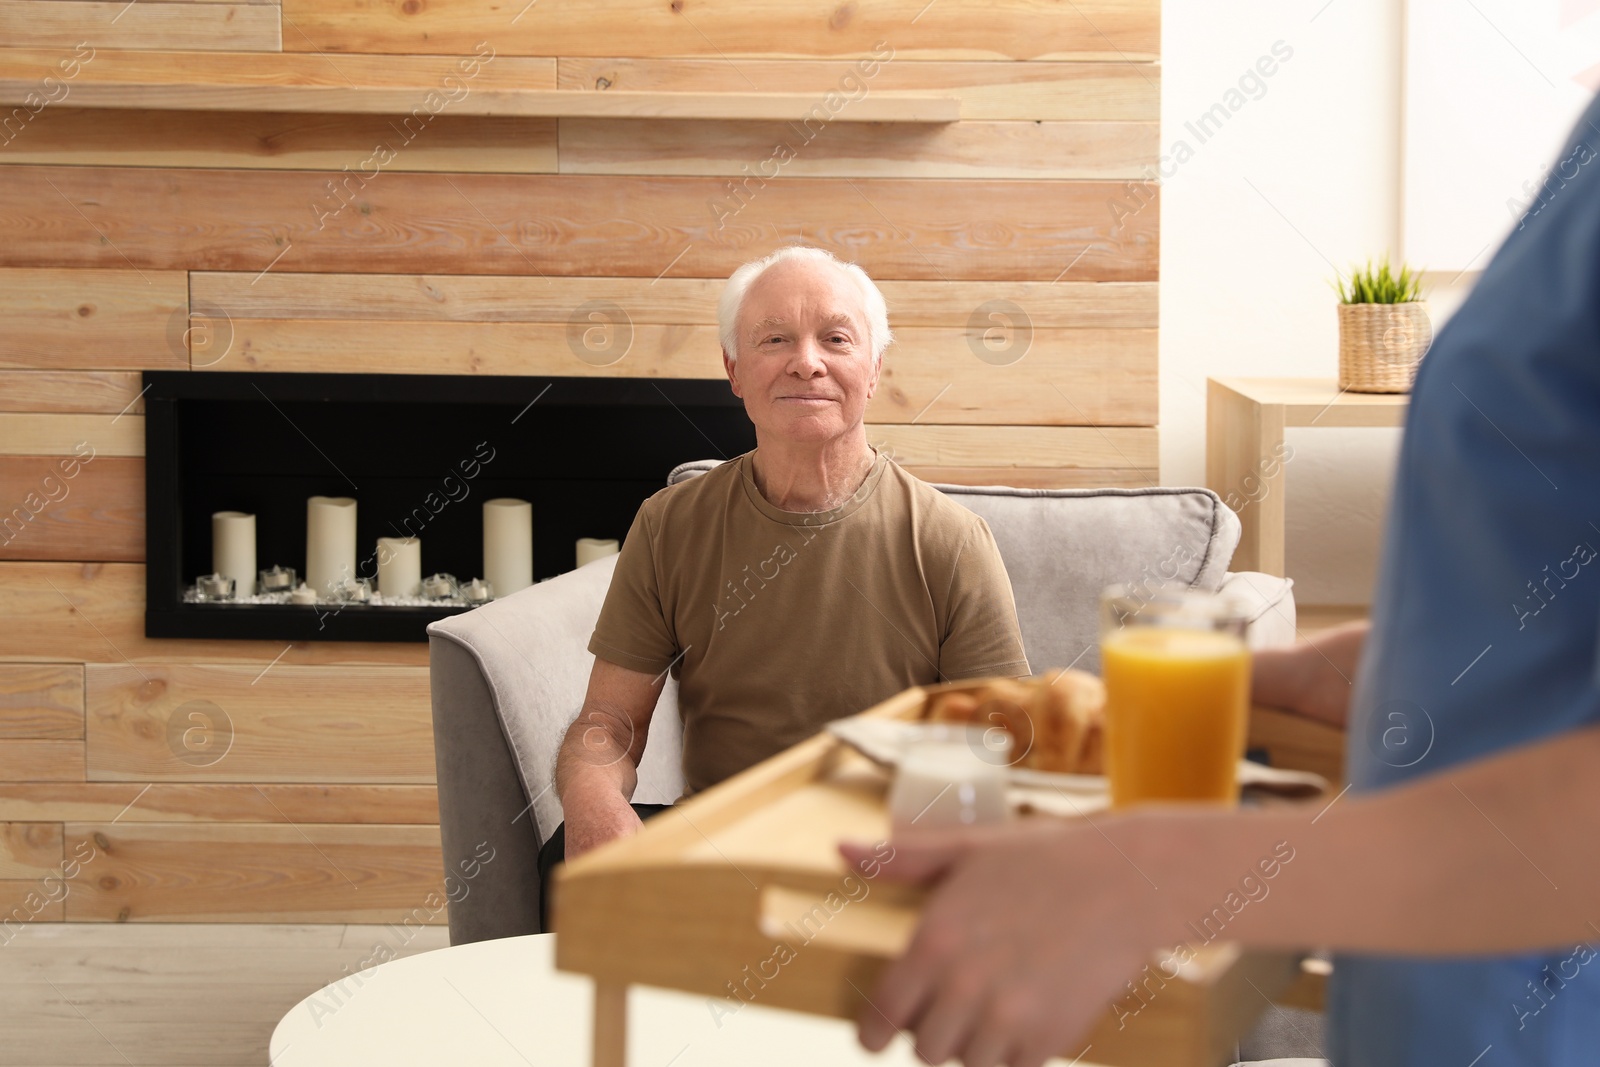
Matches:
[[826, 716, 1329, 801]]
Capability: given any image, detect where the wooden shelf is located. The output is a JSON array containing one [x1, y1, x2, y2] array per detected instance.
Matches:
[[5, 84, 963, 122], [0, 48, 959, 121]]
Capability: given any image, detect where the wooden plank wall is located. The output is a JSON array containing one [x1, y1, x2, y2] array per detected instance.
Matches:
[[0, 1, 1160, 924]]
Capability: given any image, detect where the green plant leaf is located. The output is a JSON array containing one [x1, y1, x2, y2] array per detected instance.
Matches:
[[1334, 254, 1427, 304]]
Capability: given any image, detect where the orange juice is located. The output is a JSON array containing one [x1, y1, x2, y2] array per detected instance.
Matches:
[[1100, 626, 1251, 808]]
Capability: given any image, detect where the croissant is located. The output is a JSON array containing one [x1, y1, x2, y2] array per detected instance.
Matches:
[[926, 670, 1105, 775]]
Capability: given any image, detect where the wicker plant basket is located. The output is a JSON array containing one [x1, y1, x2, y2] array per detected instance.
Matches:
[[1337, 301, 1432, 393]]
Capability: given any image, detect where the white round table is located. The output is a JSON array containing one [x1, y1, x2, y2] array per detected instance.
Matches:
[[271, 932, 1088, 1066]]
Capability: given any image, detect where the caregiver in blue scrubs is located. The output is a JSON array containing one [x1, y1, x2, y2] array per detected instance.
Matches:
[[846, 94, 1600, 1067]]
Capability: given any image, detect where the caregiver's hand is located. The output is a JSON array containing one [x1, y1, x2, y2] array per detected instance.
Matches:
[[840, 817, 1205, 1067]]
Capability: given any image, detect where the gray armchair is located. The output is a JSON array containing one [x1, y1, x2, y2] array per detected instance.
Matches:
[[426, 465, 1297, 945]]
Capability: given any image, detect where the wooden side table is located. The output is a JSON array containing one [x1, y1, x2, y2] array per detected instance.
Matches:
[[1206, 378, 1409, 577]]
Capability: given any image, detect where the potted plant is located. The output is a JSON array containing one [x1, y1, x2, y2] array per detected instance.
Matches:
[[1335, 258, 1431, 393]]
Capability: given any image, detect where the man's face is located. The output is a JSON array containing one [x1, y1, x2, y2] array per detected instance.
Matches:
[[723, 259, 880, 446]]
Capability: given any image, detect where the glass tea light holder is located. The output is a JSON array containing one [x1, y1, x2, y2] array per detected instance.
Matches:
[[258, 565, 297, 593], [888, 724, 1012, 831], [463, 577, 494, 604], [422, 572, 460, 600], [194, 573, 236, 602], [333, 576, 372, 603]]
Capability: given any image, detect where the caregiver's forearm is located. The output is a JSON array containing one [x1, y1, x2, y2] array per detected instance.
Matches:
[[1131, 723, 1600, 956]]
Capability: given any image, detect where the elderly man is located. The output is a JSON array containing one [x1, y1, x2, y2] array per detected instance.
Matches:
[[538, 247, 1030, 910]]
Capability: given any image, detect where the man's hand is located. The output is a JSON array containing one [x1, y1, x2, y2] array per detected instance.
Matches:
[[562, 784, 645, 861], [1251, 619, 1369, 729], [841, 819, 1200, 1067]]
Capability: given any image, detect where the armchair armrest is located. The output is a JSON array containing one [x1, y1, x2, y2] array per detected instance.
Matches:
[[1220, 570, 1297, 650], [428, 632, 544, 945]]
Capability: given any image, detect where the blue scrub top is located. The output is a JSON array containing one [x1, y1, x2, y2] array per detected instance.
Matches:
[[1327, 95, 1600, 1064]]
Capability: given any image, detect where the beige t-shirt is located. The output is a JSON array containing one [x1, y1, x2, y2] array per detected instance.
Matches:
[[588, 446, 1031, 795]]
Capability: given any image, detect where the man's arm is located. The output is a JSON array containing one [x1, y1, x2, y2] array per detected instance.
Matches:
[[846, 721, 1600, 1067], [553, 657, 666, 861], [1251, 619, 1369, 728], [938, 519, 1031, 680]]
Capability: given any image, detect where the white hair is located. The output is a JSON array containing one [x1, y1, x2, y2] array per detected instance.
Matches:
[[717, 246, 893, 365]]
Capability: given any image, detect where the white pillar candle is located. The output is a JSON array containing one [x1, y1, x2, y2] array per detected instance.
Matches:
[[376, 537, 422, 598], [483, 498, 533, 595], [576, 537, 620, 569], [212, 511, 257, 596], [306, 495, 357, 598]]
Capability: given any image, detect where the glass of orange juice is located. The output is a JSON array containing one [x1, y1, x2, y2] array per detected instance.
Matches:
[[1099, 584, 1252, 809]]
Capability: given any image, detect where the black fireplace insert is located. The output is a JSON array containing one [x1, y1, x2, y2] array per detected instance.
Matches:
[[143, 371, 755, 642]]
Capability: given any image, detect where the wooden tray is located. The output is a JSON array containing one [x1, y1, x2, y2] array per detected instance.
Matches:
[[553, 681, 1301, 1067]]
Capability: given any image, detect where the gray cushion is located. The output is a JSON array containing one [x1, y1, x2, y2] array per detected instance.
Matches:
[[931, 483, 1238, 674]]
